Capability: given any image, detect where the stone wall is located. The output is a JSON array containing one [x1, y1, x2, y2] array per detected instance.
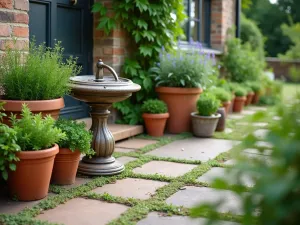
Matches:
[[0, 0, 29, 54]]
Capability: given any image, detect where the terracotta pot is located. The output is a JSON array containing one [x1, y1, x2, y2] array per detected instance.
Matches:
[[8, 144, 59, 201], [191, 112, 221, 137], [0, 98, 64, 126], [215, 108, 226, 132], [222, 101, 231, 116], [252, 92, 260, 104], [245, 92, 254, 106], [51, 148, 81, 185], [233, 96, 246, 113], [142, 113, 169, 137], [156, 87, 202, 134]]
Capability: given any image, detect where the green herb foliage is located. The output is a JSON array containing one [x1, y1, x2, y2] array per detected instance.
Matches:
[[196, 93, 220, 116], [246, 81, 261, 93], [0, 103, 20, 180], [55, 119, 94, 156], [211, 87, 232, 102], [151, 44, 217, 88], [11, 104, 66, 150], [234, 87, 247, 97], [141, 99, 168, 114], [92, 0, 185, 125], [0, 41, 81, 100]]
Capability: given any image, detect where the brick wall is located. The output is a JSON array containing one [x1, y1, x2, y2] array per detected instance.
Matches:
[[0, 0, 29, 54], [211, 0, 236, 50]]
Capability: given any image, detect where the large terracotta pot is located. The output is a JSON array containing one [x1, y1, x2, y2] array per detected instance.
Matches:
[[51, 148, 81, 185], [252, 92, 260, 104], [191, 112, 221, 137], [222, 101, 231, 116], [8, 144, 59, 201], [142, 113, 169, 137], [215, 108, 226, 132], [156, 87, 202, 134], [0, 98, 64, 126], [245, 92, 254, 106], [233, 96, 246, 113]]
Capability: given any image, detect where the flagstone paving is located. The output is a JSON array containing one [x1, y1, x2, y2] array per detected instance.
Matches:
[[0, 106, 274, 225], [253, 129, 269, 139]]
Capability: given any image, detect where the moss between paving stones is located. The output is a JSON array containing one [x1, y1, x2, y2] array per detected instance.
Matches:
[[0, 111, 270, 225]]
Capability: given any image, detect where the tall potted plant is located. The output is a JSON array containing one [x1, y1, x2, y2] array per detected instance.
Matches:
[[141, 99, 169, 137], [52, 119, 94, 185], [151, 44, 217, 133], [0, 41, 80, 125], [191, 93, 221, 137], [8, 104, 65, 201]]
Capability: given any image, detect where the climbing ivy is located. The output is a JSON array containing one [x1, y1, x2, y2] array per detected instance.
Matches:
[[92, 0, 185, 124]]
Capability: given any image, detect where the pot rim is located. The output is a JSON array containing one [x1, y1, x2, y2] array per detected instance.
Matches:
[[222, 101, 231, 105], [16, 144, 59, 159], [58, 148, 81, 155], [142, 112, 169, 119], [0, 98, 65, 112], [234, 96, 247, 100], [155, 86, 203, 95], [191, 112, 221, 119]]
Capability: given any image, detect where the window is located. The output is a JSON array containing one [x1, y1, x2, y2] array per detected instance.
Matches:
[[181, 0, 211, 46]]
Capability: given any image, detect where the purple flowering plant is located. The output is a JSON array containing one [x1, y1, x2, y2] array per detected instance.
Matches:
[[150, 42, 218, 88]]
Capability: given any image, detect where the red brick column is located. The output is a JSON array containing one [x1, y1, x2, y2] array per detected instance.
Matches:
[[0, 0, 29, 53], [210, 0, 236, 51]]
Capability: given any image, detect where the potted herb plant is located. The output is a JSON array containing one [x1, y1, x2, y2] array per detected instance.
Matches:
[[8, 104, 65, 201], [151, 44, 216, 134], [141, 99, 169, 137], [211, 87, 232, 115], [52, 119, 94, 185], [244, 86, 255, 106], [191, 93, 221, 137], [247, 82, 262, 104], [0, 41, 80, 125], [233, 87, 247, 113]]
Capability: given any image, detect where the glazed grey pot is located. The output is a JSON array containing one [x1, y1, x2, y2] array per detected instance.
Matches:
[[191, 112, 221, 138]]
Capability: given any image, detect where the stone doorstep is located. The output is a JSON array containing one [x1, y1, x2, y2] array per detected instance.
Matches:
[[76, 118, 144, 141], [36, 198, 129, 225], [115, 138, 157, 149]]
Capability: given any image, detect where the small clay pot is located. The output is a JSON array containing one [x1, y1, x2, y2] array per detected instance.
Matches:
[[0, 98, 64, 126], [142, 113, 169, 137], [8, 144, 59, 201], [222, 101, 231, 116], [233, 96, 246, 113], [245, 92, 254, 106], [191, 112, 221, 138], [215, 108, 226, 132], [252, 92, 260, 104], [51, 148, 81, 185]]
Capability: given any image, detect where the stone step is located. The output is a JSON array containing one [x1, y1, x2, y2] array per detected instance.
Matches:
[[76, 118, 144, 141]]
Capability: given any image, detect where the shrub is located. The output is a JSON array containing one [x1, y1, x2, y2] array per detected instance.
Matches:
[[0, 41, 81, 100], [211, 87, 232, 102], [196, 93, 220, 116], [151, 43, 217, 88], [11, 104, 66, 150], [234, 87, 247, 97], [0, 103, 20, 180], [55, 119, 94, 156], [246, 81, 262, 93], [141, 99, 168, 114]]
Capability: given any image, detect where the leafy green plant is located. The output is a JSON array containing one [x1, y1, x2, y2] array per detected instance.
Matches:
[[234, 87, 247, 97], [92, 0, 185, 125], [11, 104, 66, 150], [211, 87, 232, 102], [246, 81, 262, 93], [0, 103, 20, 180], [151, 44, 217, 88], [279, 23, 300, 60], [191, 94, 300, 225], [0, 40, 81, 100], [196, 93, 220, 116], [55, 119, 94, 156], [141, 99, 168, 114]]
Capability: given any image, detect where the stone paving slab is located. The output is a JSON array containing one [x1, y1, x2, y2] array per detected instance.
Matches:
[[92, 178, 168, 200], [37, 198, 129, 225], [197, 167, 254, 187], [247, 106, 268, 111], [117, 156, 138, 164], [227, 114, 245, 120], [235, 122, 268, 127], [255, 141, 273, 149], [116, 139, 157, 149], [166, 186, 243, 215], [225, 128, 233, 134], [241, 110, 256, 115], [115, 147, 136, 153], [133, 161, 197, 177], [243, 148, 272, 156], [58, 177, 92, 190], [224, 159, 236, 165], [253, 129, 269, 139], [137, 212, 239, 225], [146, 138, 238, 162]]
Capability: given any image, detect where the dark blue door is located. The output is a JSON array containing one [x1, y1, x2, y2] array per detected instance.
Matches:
[[29, 0, 92, 119]]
